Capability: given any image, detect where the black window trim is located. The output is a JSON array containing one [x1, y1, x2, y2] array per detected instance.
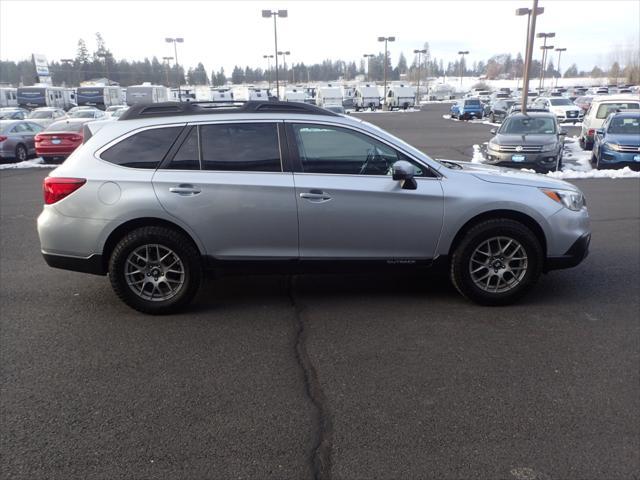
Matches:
[[283, 120, 440, 179]]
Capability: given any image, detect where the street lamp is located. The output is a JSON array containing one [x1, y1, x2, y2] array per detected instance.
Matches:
[[540, 44, 555, 90], [162, 56, 173, 87], [278, 51, 291, 86], [555, 47, 566, 87], [457, 50, 469, 87], [165, 37, 184, 99], [536, 32, 555, 90], [377, 36, 395, 103], [363, 54, 375, 82], [515, 6, 544, 89], [262, 9, 288, 99], [96, 52, 111, 84], [517, 1, 543, 113], [263, 54, 274, 90], [413, 49, 427, 104]]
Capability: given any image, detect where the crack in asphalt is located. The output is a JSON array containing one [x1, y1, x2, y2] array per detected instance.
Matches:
[[287, 275, 333, 480]]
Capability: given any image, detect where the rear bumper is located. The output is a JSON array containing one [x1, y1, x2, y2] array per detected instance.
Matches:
[[42, 252, 106, 275], [545, 233, 590, 271], [35, 146, 76, 157]]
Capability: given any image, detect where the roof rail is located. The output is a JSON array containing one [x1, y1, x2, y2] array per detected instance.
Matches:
[[118, 100, 339, 121]]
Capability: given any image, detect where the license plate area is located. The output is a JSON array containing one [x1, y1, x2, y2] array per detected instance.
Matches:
[[512, 155, 526, 162], [51, 139, 61, 145]]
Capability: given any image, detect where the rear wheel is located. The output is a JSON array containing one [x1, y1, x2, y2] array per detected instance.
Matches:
[[108, 226, 202, 314], [14, 144, 27, 162], [450, 219, 543, 305]]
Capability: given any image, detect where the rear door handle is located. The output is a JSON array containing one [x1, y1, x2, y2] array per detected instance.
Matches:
[[169, 184, 201, 196], [299, 189, 331, 202]]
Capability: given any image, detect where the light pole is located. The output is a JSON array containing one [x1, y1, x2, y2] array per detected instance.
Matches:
[[162, 56, 173, 87], [262, 9, 288, 99], [378, 36, 395, 102], [165, 37, 184, 99], [413, 49, 427, 103], [515, 6, 544, 89], [517, 1, 542, 113], [263, 54, 274, 90], [536, 32, 555, 90], [363, 54, 374, 82], [555, 47, 566, 87], [278, 51, 291, 86], [96, 52, 111, 83], [457, 50, 469, 88], [540, 44, 554, 90], [60, 58, 74, 87]]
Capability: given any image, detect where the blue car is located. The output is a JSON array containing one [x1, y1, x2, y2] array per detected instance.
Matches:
[[592, 111, 640, 170], [450, 98, 484, 120]]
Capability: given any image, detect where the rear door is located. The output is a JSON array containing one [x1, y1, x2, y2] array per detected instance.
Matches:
[[153, 121, 298, 259], [286, 122, 444, 260]]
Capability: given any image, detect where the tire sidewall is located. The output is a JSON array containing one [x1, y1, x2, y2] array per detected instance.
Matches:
[[109, 227, 202, 314], [452, 221, 543, 305], [15, 145, 27, 161]]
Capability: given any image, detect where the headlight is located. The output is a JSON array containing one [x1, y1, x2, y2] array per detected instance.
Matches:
[[488, 141, 501, 152], [541, 143, 558, 152], [541, 189, 585, 211], [603, 142, 622, 151]]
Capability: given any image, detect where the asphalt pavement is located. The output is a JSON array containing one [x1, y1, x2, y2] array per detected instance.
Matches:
[[1, 107, 638, 480]]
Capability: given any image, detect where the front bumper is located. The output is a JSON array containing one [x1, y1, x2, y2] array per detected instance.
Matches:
[[484, 150, 560, 172], [545, 232, 590, 271], [598, 148, 640, 170]]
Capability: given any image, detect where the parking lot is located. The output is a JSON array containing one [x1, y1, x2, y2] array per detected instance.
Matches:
[[1, 104, 639, 479]]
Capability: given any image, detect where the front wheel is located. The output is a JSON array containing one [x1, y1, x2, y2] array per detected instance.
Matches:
[[108, 226, 202, 314], [450, 219, 543, 305]]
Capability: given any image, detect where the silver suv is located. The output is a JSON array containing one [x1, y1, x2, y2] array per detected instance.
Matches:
[[37, 101, 591, 314]]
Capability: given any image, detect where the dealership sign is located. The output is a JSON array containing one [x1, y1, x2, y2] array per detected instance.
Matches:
[[32, 53, 52, 84]]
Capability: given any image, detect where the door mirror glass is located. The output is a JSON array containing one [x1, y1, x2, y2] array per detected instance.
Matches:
[[595, 128, 604, 135], [392, 160, 417, 190]]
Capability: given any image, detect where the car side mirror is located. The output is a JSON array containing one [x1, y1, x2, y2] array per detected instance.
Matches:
[[490, 128, 497, 135], [595, 128, 604, 135], [392, 160, 417, 190]]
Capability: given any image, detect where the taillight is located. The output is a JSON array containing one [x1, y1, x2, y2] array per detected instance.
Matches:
[[67, 134, 83, 142], [0, 135, 7, 142], [587, 129, 595, 136], [34, 134, 43, 142], [43, 177, 86, 205]]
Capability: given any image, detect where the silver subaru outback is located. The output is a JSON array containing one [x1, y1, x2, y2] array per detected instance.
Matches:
[[37, 101, 590, 314]]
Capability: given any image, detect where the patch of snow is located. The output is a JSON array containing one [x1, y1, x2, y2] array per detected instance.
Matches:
[[482, 120, 501, 127], [472, 144, 484, 163], [0, 158, 57, 170], [352, 108, 420, 114], [545, 167, 640, 179]]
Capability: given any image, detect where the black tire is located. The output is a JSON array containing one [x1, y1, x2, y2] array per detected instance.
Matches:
[[108, 226, 202, 314], [490, 113, 495, 123], [15, 144, 27, 162], [450, 219, 543, 306], [41, 156, 55, 164]]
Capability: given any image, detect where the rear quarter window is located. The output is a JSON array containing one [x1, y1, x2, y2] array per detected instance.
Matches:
[[101, 126, 183, 169]]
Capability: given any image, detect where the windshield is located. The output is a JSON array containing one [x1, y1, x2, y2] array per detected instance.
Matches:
[[500, 116, 557, 135], [29, 111, 53, 119], [465, 99, 481, 105], [550, 98, 573, 106], [596, 102, 640, 119], [608, 116, 640, 134], [69, 111, 95, 118], [0, 111, 20, 119], [46, 121, 84, 132]]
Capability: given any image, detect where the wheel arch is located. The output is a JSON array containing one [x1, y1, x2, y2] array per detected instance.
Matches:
[[101, 217, 202, 271], [446, 209, 547, 258]]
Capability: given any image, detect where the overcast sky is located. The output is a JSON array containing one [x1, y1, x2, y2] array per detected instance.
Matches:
[[1, 0, 638, 74]]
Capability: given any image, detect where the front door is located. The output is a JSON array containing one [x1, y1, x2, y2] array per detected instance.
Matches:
[[287, 122, 444, 260], [153, 122, 298, 259]]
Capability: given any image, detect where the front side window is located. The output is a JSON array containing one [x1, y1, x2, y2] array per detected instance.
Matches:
[[200, 123, 281, 172], [168, 127, 199, 170], [101, 126, 182, 169], [292, 124, 428, 177]]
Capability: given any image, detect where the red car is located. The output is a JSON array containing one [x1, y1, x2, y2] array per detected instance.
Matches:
[[574, 95, 593, 115], [35, 118, 93, 163]]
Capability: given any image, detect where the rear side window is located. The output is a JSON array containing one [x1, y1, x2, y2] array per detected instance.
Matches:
[[200, 123, 281, 172], [596, 102, 640, 119], [101, 126, 182, 169]]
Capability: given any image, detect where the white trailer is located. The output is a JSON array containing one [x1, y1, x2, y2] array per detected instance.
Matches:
[[384, 83, 416, 110], [316, 86, 343, 108], [211, 87, 234, 103], [284, 88, 306, 103], [353, 84, 381, 111], [126, 84, 169, 106], [0, 87, 18, 108], [234, 86, 270, 101]]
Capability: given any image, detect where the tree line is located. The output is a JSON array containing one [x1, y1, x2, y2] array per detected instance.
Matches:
[[1, 34, 637, 87]]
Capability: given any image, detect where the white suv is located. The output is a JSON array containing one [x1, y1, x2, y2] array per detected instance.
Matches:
[[532, 97, 583, 124]]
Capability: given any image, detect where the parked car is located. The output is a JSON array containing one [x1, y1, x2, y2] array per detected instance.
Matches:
[[37, 101, 590, 314], [0, 120, 44, 161], [507, 105, 549, 115], [591, 111, 640, 170], [486, 99, 516, 123], [574, 95, 593, 115], [532, 97, 583, 123], [450, 98, 484, 120], [579, 95, 640, 150], [105, 105, 128, 118], [27, 107, 67, 128], [68, 109, 107, 119], [484, 112, 566, 172], [0, 107, 30, 120], [34, 118, 92, 163], [68, 106, 98, 114], [109, 106, 129, 120]]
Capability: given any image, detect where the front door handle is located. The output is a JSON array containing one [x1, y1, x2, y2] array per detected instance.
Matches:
[[169, 184, 201, 196], [300, 189, 332, 202]]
